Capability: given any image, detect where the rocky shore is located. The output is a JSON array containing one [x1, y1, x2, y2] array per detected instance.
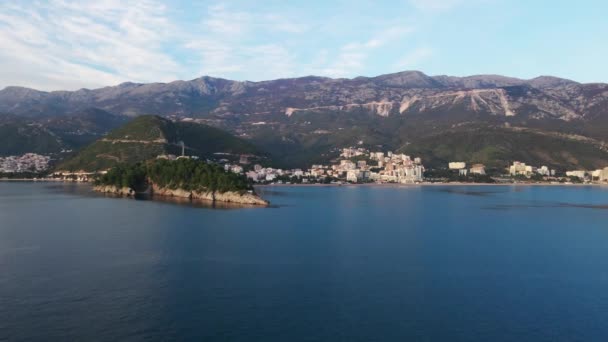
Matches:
[[151, 184, 268, 205], [94, 183, 268, 206], [93, 185, 136, 196]]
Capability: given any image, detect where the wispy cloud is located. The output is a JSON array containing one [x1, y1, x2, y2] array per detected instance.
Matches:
[[319, 26, 413, 78], [0, 1, 433, 90], [393, 47, 433, 70], [0, 0, 179, 90]]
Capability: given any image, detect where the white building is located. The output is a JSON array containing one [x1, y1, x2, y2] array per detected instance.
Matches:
[[339, 160, 356, 170], [537, 166, 551, 176], [230, 165, 244, 174], [566, 170, 587, 179], [449, 162, 466, 170], [245, 171, 259, 181], [346, 170, 359, 183], [510, 162, 533, 177], [600, 167, 608, 182], [470, 164, 486, 175], [397, 164, 424, 183]]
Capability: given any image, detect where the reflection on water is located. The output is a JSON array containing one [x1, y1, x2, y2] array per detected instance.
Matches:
[[484, 202, 608, 211], [437, 187, 516, 197]]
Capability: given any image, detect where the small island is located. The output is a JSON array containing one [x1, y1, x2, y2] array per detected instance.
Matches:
[[93, 159, 268, 206]]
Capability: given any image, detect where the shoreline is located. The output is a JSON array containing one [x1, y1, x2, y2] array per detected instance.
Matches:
[[257, 182, 608, 188], [2, 178, 606, 188], [94, 184, 269, 206], [0, 178, 69, 182]]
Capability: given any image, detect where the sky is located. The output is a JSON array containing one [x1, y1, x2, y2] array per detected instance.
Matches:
[[0, 0, 607, 91]]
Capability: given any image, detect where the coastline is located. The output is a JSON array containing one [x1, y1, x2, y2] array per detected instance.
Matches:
[[2, 178, 604, 188], [93, 184, 269, 206], [0, 178, 68, 182], [256, 182, 608, 188]]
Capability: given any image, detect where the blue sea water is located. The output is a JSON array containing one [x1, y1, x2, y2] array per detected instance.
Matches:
[[1, 182, 608, 341]]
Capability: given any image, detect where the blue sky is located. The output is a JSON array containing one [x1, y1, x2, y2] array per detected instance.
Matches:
[[0, 0, 607, 90]]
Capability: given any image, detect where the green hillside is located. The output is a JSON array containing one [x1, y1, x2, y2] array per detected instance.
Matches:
[[57, 115, 262, 171], [0, 122, 64, 156], [0, 109, 127, 156], [96, 159, 251, 193], [397, 124, 608, 170], [245, 108, 608, 170]]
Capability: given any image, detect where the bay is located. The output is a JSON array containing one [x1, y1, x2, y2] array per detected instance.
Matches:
[[1, 183, 608, 341]]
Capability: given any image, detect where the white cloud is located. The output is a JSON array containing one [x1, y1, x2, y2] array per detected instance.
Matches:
[[0, 1, 423, 90], [393, 47, 433, 70], [319, 26, 413, 78], [0, 0, 180, 90], [184, 3, 306, 81]]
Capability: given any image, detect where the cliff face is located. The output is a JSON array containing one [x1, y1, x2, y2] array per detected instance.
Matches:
[[94, 183, 268, 206], [150, 183, 268, 206], [211, 191, 269, 205], [150, 184, 192, 199], [93, 185, 135, 196]]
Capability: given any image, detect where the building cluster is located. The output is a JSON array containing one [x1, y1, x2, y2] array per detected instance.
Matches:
[[235, 148, 425, 184], [364, 150, 424, 183], [566, 168, 608, 182], [312, 148, 425, 184], [448, 162, 486, 176], [506, 161, 608, 183], [0, 153, 50, 173], [509, 162, 556, 177], [243, 164, 296, 182], [50, 171, 102, 182], [158, 149, 608, 185]]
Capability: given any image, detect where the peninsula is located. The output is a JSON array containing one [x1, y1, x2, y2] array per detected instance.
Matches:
[[93, 159, 268, 206]]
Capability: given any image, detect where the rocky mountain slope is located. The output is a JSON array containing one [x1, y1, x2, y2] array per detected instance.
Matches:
[[2, 71, 608, 169]]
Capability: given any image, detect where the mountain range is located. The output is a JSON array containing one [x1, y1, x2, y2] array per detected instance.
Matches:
[[2, 71, 608, 170]]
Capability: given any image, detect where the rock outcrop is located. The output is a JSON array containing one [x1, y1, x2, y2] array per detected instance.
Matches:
[[212, 191, 269, 205], [94, 183, 268, 206], [151, 184, 268, 206], [151, 184, 192, 199], [93, 185, 135, 196]]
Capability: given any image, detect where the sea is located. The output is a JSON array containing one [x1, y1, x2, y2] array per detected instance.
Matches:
[[1, 182, 608, 341]]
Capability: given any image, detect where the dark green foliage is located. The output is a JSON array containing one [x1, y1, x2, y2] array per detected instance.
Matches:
[[0, 171, 48, 179], [105, 115, 174, 141], [96, 159, 251, 193], [0, 123, 63, 156], [0, 109, 127, 157], [59, 141, 166, 171], [58, 115, 262, 171], [96, 163, 148, 190]]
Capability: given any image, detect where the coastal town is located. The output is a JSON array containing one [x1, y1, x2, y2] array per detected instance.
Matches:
[[2, 148, 608, 185], [227, 147, 608, 185], [0, 153, 51, 174]]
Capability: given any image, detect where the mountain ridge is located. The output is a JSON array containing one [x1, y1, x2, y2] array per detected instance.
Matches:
[[2, 71, 608, 170], [0, 71, 593, 94]]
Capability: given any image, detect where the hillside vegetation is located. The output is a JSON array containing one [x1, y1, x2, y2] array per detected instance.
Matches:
[[96, 159, 251, 193], [58, 115, 262, 171], [0, 109, 127, 156]]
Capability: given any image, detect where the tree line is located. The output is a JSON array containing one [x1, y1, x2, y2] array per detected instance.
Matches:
[[96, 159, 252, 193]]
